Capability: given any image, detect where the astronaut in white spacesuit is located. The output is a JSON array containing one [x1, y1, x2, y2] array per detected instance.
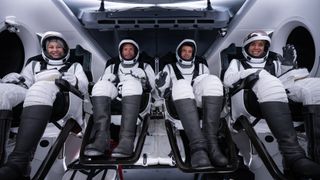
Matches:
[[84, 39, 155, 158], [155, 39, 228, 169], [223, 30, 320, 178], [0, 31, 89, 180]]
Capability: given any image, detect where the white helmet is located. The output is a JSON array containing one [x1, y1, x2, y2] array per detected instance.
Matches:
[[242, 30, 271, 62], [118, 39, 139, 65], [176, 39, 197, 66], [41, 31, 70, 65]]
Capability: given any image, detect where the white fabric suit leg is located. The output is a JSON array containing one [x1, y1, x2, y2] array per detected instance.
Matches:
[[0, 84, 27, 110], [23, 81, 60, 107], [91, 80, 118, 99], [172, 79, 195, 101], [171, 79, 211, 168], [193, 75, 228, 166], [290, 78, 320, 164], [0, 84, 27, 165], [85, 80, 117, 156], [252, 70, 288, 103], [288, 78, 320, 105], [193, 74, 223, 107], [112, 79, 143, 158], [0, 81, 56, 179], [252, 73, 320, 178]]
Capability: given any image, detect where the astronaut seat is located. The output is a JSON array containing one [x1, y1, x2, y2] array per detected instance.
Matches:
[[8, 44, 92, 180], [220, 43, 307, 180]]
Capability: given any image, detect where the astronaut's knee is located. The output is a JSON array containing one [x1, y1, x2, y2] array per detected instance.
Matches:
[[253, 75, 287, 103], [200, 75, 223, 96], [172, 79, 194, 100], [121, 79, 143, 97], [92, 80, 118, 98], [24, 81, 59, 107]]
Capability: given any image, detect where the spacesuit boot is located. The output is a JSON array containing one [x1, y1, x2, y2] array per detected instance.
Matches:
[[202, 96, 228, 167], [260, 102, 320, 178], [112, 95, 141, 158], [174, 98, 211, 169], [303, 105, 320, 164], [0, 105, 51, 180], [0, 110, 12, 165], [84, 96, 112, 156]]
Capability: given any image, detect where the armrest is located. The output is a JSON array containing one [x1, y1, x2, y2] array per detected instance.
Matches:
[[230, 70, 260, 96], [55, 79, 84, 99]]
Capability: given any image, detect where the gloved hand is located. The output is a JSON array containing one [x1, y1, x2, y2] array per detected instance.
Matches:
[[280, 44, 297, 66], [240, 69, 259, 79], [35, 69, 61, 82], [2, 72, 25, 84], [130, 68, 146, 80], [61, 72, 78, 86], [155, 71, 168, 88], [102, 73, 118, 84]]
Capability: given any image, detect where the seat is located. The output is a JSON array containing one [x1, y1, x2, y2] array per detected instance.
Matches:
[[220, 43, 305, 180], [9, 45, 92, 180]]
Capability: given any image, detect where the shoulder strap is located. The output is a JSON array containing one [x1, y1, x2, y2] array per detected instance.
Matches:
[[171, 63, 184, 80], [31, 61, 38, 75], [239, 58, 252, 69], [58, 61, 73, 73], [138, 59, 144, 69], [105, 57, 120, 75], [263, 56, 276, 76], [192, 56, 208, 80], [40, 61, 47, 71], [192, 60, 199, 80]]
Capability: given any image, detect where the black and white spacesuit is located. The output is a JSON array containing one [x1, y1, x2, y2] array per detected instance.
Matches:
[[0, 31, 89, 180], [156, 39, 228, 168], [84, 39, 155, 158], [223, 30, 320, 178]]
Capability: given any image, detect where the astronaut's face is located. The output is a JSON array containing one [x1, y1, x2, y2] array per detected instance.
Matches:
[[121, 43, 136, 60], [180, 45, 194, 61], [47, 41, 65, 59], [248, 40, 266, 58]]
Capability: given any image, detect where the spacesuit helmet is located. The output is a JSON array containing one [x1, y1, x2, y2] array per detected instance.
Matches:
[[41, 31, 70, 65], [118, 39, 139, 65], [176, 39, 197, 66], [242, 30, 271, 62]]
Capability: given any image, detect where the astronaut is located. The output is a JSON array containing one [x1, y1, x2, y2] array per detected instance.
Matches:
[[223, 30, 320, 178], [84, 39, 155, 158], [156, 39, 228, 168], [0, 31, 89, 180]]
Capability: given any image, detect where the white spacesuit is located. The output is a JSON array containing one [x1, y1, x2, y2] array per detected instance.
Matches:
[[223, 30, 320, 178], [84, 39, 155, 158], [0, 31, 89, 180], [156, 39, 228, 168]]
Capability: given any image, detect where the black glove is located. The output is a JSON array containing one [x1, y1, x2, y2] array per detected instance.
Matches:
[[155, 71, 168, 88], [281, 44, 297, 66]]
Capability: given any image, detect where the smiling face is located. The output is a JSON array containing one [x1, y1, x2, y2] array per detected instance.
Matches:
[[46, 40, 65, 59], [180, 45, 194, 61], [121, 43, 136, 60], [248, 40, 266, 58]]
